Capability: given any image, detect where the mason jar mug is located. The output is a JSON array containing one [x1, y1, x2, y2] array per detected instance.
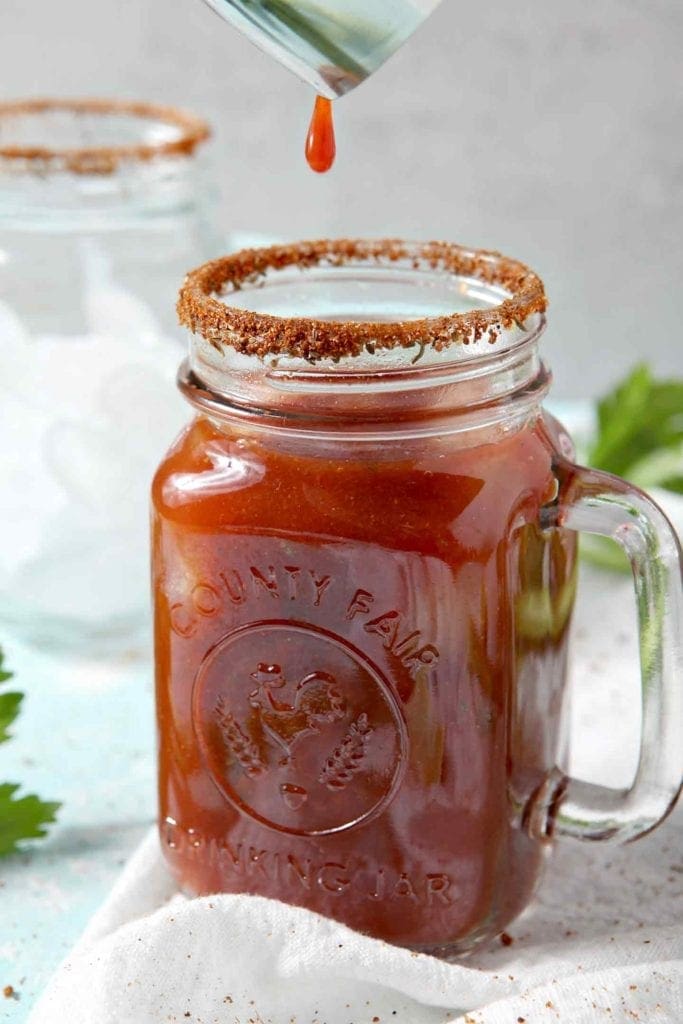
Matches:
[[152, 240, 683, 956]]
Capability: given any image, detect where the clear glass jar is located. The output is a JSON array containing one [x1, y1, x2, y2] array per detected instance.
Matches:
[[0, 98, 219, 652], [152, 240, 683, 956]]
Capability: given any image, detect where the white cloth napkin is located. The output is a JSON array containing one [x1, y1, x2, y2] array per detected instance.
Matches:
[[29, 571, 683, 1023]]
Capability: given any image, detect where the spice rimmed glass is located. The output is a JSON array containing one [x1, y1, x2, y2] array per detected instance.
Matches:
[[152, 240, 683, 956], [0, 99, 217, 652]]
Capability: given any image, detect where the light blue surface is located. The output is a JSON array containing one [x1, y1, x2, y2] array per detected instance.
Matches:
[[0, 636, 155, 1022]]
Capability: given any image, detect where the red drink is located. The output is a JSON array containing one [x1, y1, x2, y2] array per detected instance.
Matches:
[[153, 409, 575, 952]]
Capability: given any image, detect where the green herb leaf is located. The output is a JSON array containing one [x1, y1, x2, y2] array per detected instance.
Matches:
[[0, 647, 60, 855], [589, 364, 683, 479], [0, 783, 60, 857], [0, 647, 12, 684], [662, 475, 683, 494], [584, 364, 683, 574], [0, 692, 23, 744]]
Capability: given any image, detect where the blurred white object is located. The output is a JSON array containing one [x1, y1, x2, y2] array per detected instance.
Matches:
[[0, 99, 218, 652]]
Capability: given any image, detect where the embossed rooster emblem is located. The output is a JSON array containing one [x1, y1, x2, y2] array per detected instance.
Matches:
[[248, 663, 346, 763]]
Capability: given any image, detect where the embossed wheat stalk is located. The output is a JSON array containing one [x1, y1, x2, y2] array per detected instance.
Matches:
[[319, 713, 373, 790], [215, 697, 265, 778]]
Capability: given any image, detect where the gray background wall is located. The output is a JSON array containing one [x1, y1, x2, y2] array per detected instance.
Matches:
[[2, 0, 682, 397]]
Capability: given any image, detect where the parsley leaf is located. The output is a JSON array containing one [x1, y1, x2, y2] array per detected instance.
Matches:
[[0, 783, 60, 857], [0, 647, 60, 856], [584, 364, 683, 572], [0, 691, 23, 744], [0, 647, 12, 683], [0, 648, 22, 744], [589, 363, 683, 481]]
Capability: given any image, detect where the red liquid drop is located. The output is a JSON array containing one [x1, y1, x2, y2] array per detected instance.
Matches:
[[305, 95, 336, 173]]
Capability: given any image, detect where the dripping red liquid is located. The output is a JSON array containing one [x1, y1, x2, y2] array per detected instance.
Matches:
[[305, 95, 336, 173]]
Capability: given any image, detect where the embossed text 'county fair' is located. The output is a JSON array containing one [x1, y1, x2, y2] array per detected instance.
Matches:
[[168, 564, 440, 677]]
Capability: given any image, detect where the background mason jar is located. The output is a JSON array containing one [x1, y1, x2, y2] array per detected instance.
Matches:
[[0, 98, 220, 653]]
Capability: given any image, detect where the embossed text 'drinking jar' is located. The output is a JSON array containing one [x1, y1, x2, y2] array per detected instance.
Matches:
[[152, 240, 683, 956]]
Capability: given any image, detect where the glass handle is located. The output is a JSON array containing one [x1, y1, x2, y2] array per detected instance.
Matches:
[[528, 464, 683, 844]]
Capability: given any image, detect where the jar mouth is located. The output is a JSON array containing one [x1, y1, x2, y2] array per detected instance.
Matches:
[[177, 239, 547, 365], [0, 98, 211, 175]]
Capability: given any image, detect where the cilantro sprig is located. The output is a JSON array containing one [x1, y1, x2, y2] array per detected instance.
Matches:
[[583, 364, 683, 571], [0, 648, 59, 856], [589, 363, 683, 491]]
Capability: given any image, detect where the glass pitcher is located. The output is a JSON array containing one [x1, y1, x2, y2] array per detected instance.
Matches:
[[152, 239, 683, 956], [0, 98, 219, 653], [201, 0, 444, 96]]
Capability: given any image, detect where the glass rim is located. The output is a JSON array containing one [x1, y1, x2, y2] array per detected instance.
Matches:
[[0, 97, 211, 175], [177, 238, 548, 363]]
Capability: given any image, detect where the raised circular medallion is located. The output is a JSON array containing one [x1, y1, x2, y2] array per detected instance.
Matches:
[[192, 620, 406, 836]]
